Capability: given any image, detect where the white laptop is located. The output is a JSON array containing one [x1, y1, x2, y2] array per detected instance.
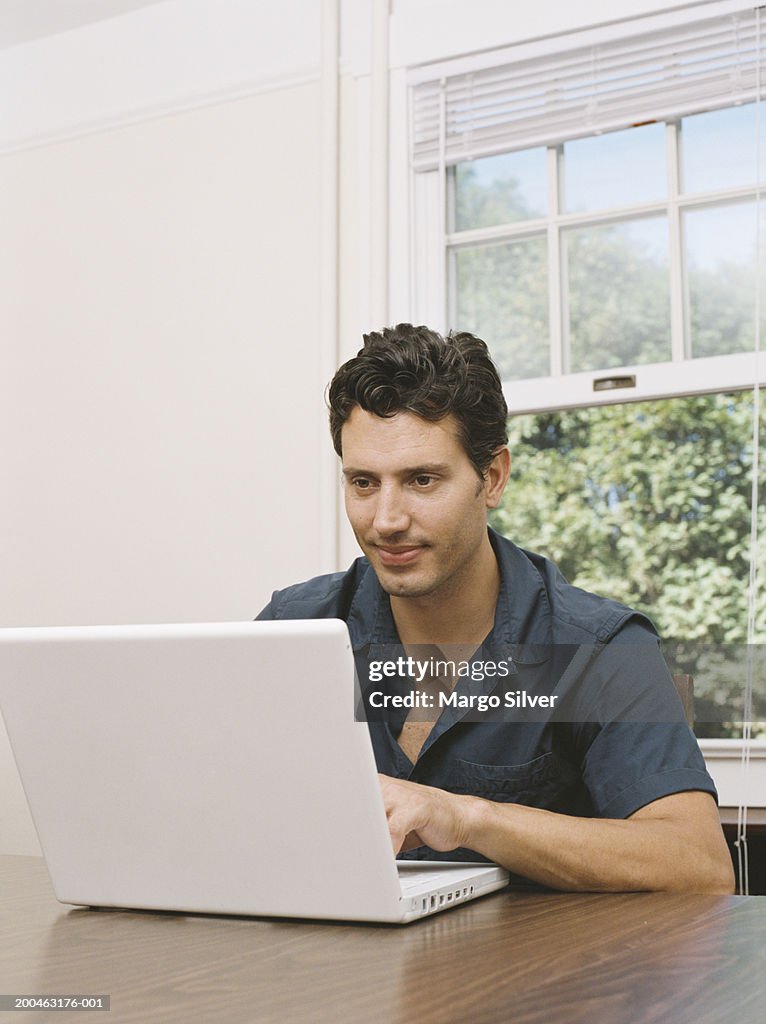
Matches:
[[0, 620, 508, 923]]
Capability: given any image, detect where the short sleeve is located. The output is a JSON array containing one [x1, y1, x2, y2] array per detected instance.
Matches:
[[582, 721, 717, 818], [571, 621, 718, 818]]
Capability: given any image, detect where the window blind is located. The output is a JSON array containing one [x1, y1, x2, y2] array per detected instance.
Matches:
[[411, 8, 766, 171]]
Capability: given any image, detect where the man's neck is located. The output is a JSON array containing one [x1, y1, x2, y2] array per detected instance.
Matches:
[[390, 535, 500, 648]]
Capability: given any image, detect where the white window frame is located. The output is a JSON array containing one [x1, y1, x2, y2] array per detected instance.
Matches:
[[413, 155, 766, 415]]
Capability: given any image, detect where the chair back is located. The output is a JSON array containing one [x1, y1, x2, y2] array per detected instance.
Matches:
[[672, 673, 695, 727]]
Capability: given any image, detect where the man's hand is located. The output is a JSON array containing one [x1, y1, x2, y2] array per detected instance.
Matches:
[[377, 775, 735, 893], [378, 774, 474, 854]]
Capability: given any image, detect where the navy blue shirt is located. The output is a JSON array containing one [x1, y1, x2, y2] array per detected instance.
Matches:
[[257, 529, 716, 861]]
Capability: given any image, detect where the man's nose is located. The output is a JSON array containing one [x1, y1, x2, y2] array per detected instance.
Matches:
[[373, 484, 410, 535]]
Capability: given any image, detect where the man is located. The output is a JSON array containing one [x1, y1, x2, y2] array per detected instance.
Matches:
[[258, 324, 734, 893]]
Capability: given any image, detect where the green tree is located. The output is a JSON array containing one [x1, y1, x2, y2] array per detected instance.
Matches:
[[492, 396, 766, 737]]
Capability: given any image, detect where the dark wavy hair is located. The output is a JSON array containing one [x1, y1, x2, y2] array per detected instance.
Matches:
[[328, 324, 508, 476]]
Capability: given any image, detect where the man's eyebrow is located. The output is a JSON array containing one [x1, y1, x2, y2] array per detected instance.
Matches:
[[341, 463, 451, 477]]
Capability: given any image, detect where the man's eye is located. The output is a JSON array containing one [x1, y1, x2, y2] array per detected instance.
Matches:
[[352, 478, 373, 490], [413, 475, 435, 487]]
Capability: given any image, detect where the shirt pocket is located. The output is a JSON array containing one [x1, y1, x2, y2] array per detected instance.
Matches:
[[449, 751, 581, 808]]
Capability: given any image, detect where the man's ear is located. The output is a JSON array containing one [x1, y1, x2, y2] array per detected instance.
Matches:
[[484, 447, 511, 509]]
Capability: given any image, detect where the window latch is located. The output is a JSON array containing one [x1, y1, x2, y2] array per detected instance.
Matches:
[[593, 375, 637, 392]]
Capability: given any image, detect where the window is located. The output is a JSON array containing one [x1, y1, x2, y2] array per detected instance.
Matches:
[[409, 6, 766, 741], [449, 106, 765, 380]]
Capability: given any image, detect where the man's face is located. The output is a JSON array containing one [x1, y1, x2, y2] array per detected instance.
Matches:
[[340, 407, 503, 600]]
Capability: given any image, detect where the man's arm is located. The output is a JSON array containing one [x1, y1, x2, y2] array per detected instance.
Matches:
[[378, 775, 735, 894]]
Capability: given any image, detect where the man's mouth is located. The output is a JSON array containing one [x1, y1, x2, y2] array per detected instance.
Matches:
[[375, 545, 424, 566]]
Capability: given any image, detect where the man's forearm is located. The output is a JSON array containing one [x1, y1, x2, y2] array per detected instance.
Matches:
[[461, 792, 735, 893], [378, 774, 735, 893]]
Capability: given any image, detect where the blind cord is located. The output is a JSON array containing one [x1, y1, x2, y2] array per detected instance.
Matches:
[[736, 3, 765, 898]]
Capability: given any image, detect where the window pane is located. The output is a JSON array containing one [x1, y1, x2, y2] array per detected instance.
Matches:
[[566, 217, 671, 372], [454, 237, 548, 380], [453, 149, 548, 231], [686, 201, 764, 358], [491, 393, 766, 738], [681, 103, 766, 194], [564, 123, 666, 213]]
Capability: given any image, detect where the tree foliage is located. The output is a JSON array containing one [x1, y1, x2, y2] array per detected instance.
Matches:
[[490, 397, 766, 737]]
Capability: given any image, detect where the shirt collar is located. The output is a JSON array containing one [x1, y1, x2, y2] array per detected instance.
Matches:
[[346, 527, 552, 665]]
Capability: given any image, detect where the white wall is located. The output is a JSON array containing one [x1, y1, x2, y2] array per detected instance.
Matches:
[[1, 1, 325, 853], [388, 0, 752, 67], [1, 83, 322, 628]]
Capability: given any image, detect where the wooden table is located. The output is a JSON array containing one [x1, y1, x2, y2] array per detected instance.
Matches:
[[2, 855, 765, 1024]]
